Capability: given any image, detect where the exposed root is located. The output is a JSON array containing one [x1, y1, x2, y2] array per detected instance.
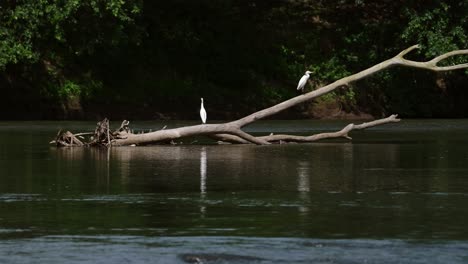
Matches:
[[87, 118, 114, 147], [52, 118, 125, 147], [50, 130, 84, 147]]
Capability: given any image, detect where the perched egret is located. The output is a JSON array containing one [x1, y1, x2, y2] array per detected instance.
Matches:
[[297, 71, 312, 91], [200, 98, 207, 124]]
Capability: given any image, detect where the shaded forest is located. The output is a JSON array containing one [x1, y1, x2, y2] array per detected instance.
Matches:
[[0, 0, 467, 120]]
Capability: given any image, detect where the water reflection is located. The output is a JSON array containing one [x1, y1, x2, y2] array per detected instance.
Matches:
[[296, 161, 310, 214], [200, 147, 207, 217], [297, 161, 310, 192], [45, 141, 467, 195], [2, 236, 468, 264], [200, 147, 207, 195], [47, 147, 113, 194], [3, 120, 468, 241], [342, 143, 353, 192]]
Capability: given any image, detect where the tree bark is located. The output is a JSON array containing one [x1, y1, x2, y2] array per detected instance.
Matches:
[[52, 45, 468, 147]]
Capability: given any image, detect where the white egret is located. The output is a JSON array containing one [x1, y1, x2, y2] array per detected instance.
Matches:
[[200, 98, 207, 124], [297, 70, 312, 91]]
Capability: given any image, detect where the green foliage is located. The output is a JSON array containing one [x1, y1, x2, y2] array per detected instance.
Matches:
[[58, 80, 81, 98], [401, 2, 467, 63], [0, 0, 142, 117], [0, 0, 467, 119], [41, 76, 102, 102], [309, 57, 351, 83], [0, 0, 141, 69]]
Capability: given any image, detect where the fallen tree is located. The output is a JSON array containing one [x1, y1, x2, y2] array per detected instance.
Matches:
[[51, 45, 468, 147]]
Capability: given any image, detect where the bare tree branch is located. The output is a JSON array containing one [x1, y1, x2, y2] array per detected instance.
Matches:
[[51, 46, 466, 147], [396, 44, 421, 57], [256, 114, 401, 143], [393, 45, 468, 72]]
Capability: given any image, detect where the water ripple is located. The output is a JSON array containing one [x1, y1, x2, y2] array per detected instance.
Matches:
[[0, 236, 467, 264]]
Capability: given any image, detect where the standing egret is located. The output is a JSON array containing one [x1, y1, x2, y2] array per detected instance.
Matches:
[[200, 98, 207, 124], [297, 71, 312, 91]]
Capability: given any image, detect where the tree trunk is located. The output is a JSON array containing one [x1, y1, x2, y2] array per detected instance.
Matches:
[[51, 45, 468, 147]]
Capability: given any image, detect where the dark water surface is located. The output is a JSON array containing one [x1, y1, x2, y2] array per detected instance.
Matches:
[[1, 119, 468, 263]]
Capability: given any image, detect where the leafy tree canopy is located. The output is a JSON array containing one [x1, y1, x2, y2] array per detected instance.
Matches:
[[0, 0, 466, 119]]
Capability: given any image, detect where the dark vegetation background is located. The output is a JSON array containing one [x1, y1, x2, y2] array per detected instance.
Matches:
[[0, 0, 467, 120]]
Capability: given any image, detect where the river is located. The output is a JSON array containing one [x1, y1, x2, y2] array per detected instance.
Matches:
[[1, 119, 468, 263]]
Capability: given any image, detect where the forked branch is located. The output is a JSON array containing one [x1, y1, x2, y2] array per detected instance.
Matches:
[[51, 45, 466, 147], [393, 44, 468, 71]]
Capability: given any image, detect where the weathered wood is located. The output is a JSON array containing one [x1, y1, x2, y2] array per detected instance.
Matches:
[[51, 46, 467, 147], [50, 130, 84, 147], [257, 114, 400, 143]]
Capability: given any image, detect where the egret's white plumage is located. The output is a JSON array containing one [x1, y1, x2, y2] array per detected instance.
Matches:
[[200, 98, 207, 124], [297, 71, 312, 91]]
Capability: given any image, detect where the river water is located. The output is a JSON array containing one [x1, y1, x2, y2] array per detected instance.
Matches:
[[1, 119, 468, 263]]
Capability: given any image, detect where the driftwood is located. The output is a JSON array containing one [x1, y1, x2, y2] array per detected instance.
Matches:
[[50, 130, 84, 147], [51, 45, 467, 147]]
